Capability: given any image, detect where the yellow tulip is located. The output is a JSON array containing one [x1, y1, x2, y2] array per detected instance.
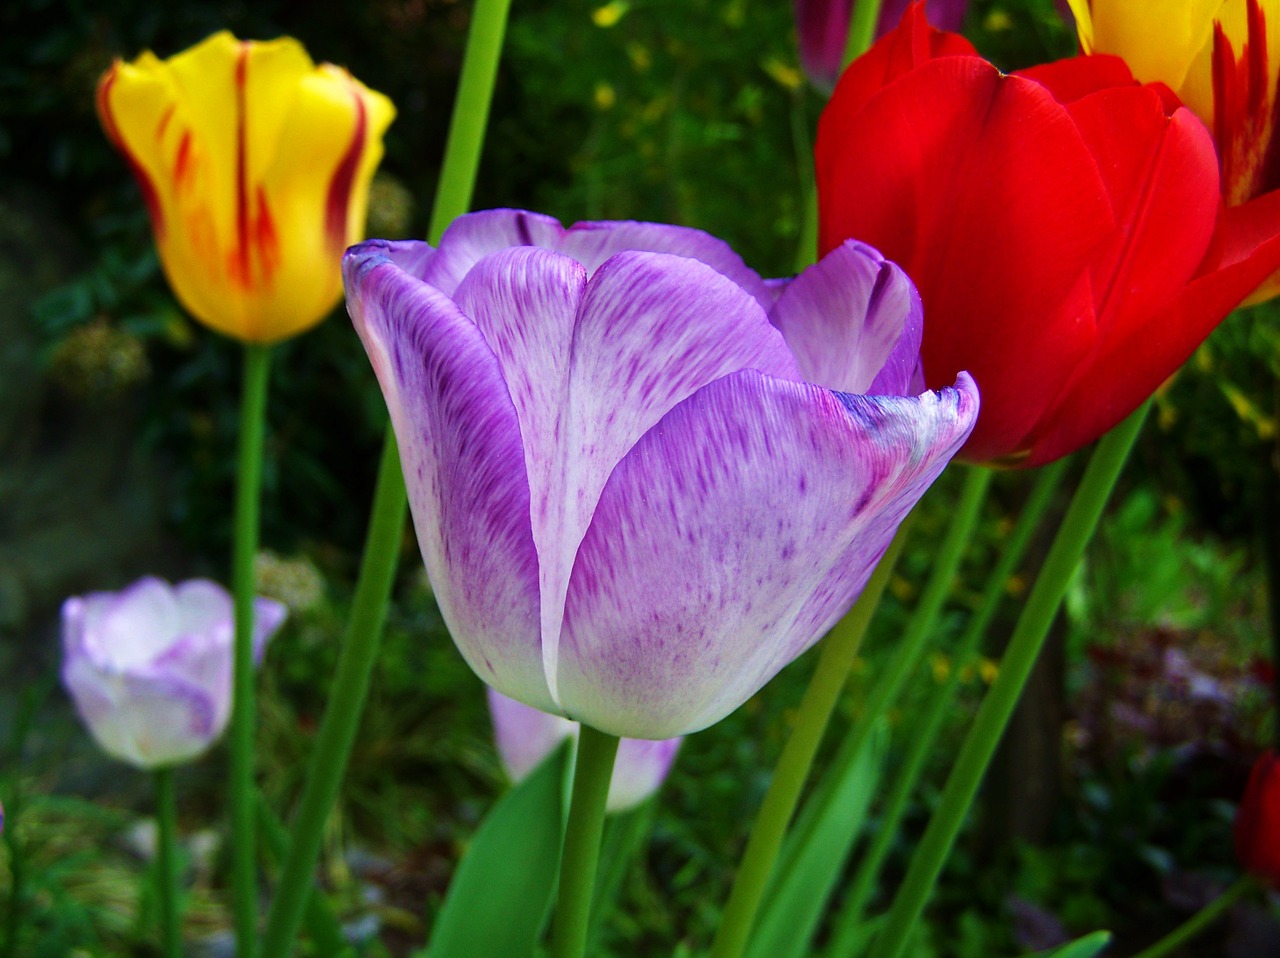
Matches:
[[97, 32, 395, 343]]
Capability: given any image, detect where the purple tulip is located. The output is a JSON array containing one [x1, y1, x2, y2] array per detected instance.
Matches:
[[794, 0, 968, 91], [345, 209, 977, 739], [62, 577, 287, 768], [488, 688, 680, 812]]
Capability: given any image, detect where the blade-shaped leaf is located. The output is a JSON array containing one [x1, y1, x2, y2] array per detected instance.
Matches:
[[1029, 931, 1112, 958], [745, 720, 888, 958], [422, 742, 569, 958]]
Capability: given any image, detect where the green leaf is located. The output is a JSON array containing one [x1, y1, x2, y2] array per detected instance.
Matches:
[[422, 742, 569, 958], [1029, 931, 1112, 958], [745, 720, 888, 958]]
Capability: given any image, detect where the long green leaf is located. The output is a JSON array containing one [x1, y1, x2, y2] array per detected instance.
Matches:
[[744, 721, 888, 958], [1030, 931, 1112, 958], [423, 743, 568, 958]]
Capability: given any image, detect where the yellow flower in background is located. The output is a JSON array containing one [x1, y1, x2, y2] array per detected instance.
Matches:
[[97, 32, 395, 343]]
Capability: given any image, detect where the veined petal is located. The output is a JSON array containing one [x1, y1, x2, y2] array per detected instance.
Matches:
[[556, 369, 978, 738], [768, 238, 922, 396], [453, 247, 801, 705], [344, 243, 553, 711], [421, 209, 775, 308]]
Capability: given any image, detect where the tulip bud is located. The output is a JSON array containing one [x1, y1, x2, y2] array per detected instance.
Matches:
[[1235, 750, 1280, 887], [62, 577, 287, 769], [96, 31, 395, 343], [488, 689, 681, 813]]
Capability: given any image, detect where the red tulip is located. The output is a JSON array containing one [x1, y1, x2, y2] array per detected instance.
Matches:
[[815, 3, 1280, 466], [1236, 751, 1280, 887]]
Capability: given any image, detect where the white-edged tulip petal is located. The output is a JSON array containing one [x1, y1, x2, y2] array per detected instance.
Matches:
[[556, 370, 979, 738], [344, 243, 554, 710], [769, 239, 923, 396]]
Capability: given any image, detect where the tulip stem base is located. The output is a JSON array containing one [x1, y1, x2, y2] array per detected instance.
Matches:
[[154, 767, 181, 958], [552, 726, 620, 958], [1130, 874, 1256, 958], [708, 518, 913, 958], [230, 343, 271, 953], [867, 401, 1151, 958]]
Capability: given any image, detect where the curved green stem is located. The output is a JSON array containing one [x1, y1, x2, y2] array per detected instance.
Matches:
[[154, 767, 181, 958], [708, 519, 912, 958], [867, 402, 1151, 958], [552, 726, 620, 958], [231, 342, 271, 952], [827, 459, 1069, 954], [1129, 874, 1256, 958], [843, 0, 887, 69], [256, 1, 513, 952]]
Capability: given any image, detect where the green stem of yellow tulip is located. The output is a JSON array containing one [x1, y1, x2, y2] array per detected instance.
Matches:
[[1130, 874, 1256, 958], [827, 458, 1070, 955], [154, 767, 180, 958], [552, 726, 621, 958], [867, 401, 1151, 958], [231, 342, 271, 953], [843, 0, 886, 69], [255, 1, 513, 954], [708, 518, 913, 958]]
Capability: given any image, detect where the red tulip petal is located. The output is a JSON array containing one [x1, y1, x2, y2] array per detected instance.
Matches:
[[817, 55, 1113, 461], [1018, 53, 1140, 105]]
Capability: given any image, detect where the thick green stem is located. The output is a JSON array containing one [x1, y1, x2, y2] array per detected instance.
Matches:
[[551, 727, 620, 958], [1129, 874, 1256, 958], [708, 520, 912, 958], [256, 1, 513, 952], [827, 460, 1069, 954], [843, 0, 887, 68], [231, 343, 271, 951], [867, 403, 1151, 958], [154, 767, 181, 958]]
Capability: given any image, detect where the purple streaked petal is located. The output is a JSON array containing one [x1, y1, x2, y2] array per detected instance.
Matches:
[[344, 244, 553, 712], [451, 248, 802, 704], [556, 369, 978, 738], [420, 209, 775, 309], [768, 239, 923, 397]]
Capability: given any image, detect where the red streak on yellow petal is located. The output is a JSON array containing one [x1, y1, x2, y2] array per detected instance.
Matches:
[[253, 186, 281, 281], [157, 104, 175, 140], [1213, 0, 1280, 203], [97, 65, 165, 237], [324, 71, 368, 259], [229, 42, 254, 289], [174, 130, 194, 189]]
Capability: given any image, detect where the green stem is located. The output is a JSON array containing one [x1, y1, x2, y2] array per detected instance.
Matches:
[[256, 0, 513, 951], [843, 0, 887, 69], [154, 767, 181, 958], [256, 433, 405, 957], [551, 726, 620, 958], [708, 520, 912, 958], [257, 794, 352, 958], [867, 402, 1151, 958], [1129, 874, 1256, 958], [827, 459, 1069, 954], [231, 342, 271, 952]]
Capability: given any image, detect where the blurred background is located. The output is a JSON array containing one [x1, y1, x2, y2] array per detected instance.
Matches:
[[2, 0, 1278, 954]]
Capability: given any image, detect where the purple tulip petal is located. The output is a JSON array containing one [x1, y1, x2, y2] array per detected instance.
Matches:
[[488, 686, 575, 781], [769, 238, 923, 396], [96, 577, 181, 669], [795, 0, 855, 92], [607, 737, 682, 812], [451, 247, 803, 704], [344, 242, 553, 711], [556, 369, 978, 738], [250, 597, 289, 663], [63, 654, 217, 768], [418, 209, 775, 308]]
